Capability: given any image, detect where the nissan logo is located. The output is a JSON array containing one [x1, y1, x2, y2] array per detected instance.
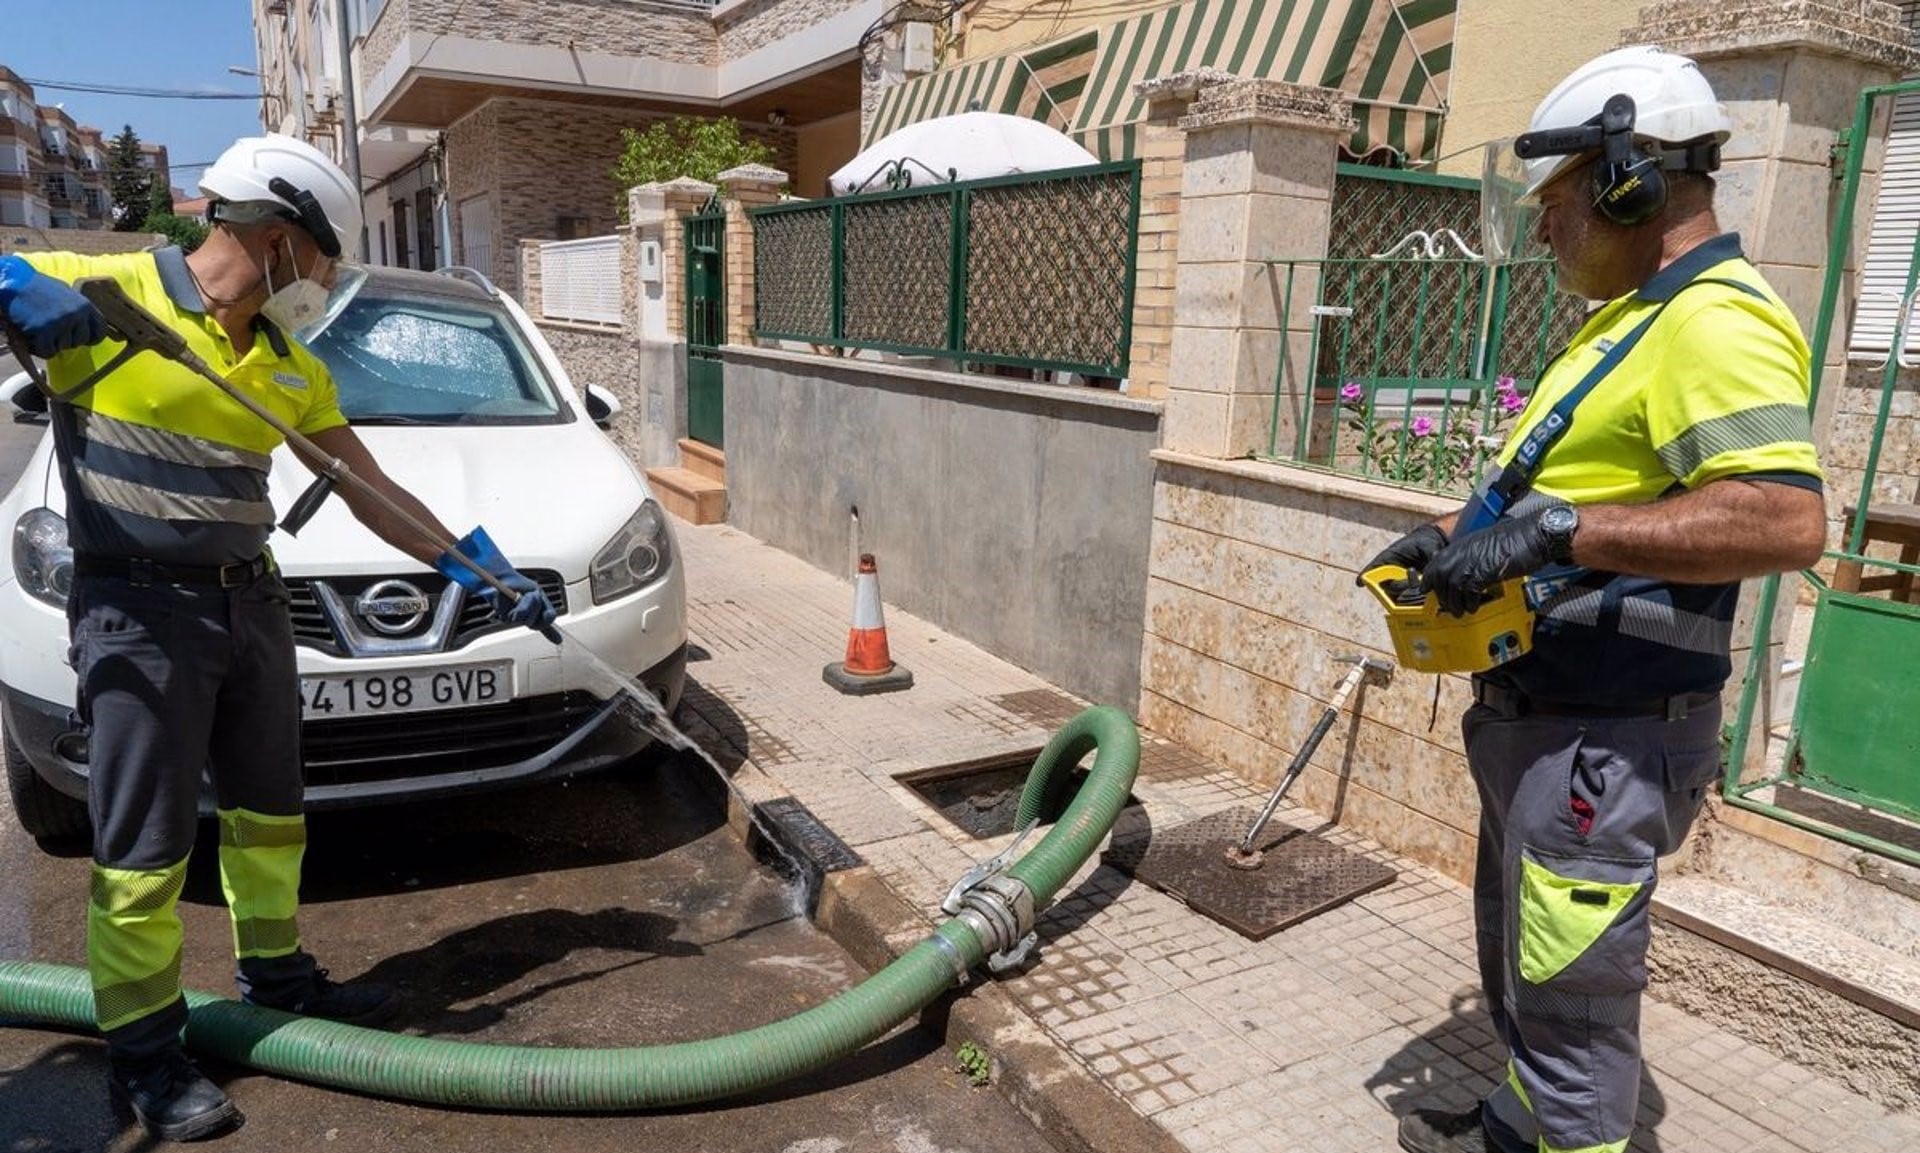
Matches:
[[354, 579, 432, 636]]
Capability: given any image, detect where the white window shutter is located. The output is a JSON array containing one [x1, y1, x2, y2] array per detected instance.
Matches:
[[1851, 5, 1920, 358]]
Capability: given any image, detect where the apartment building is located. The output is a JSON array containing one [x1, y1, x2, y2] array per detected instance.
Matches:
[[254, 0, 882, 288], [0, 67, 115, 230]]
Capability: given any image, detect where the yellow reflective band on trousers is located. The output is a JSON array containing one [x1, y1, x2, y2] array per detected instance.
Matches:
[[1542, 1140, 1628, 1153], [218, 808, 305, 960], [1517, 856, 1641, 985], [88, 861, 188, 1033]]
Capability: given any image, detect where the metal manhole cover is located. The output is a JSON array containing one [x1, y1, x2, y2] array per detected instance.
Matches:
[[1105, 806, 1396, 940]]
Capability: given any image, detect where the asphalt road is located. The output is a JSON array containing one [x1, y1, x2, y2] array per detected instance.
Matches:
[[0, 403, 1057, 1153]]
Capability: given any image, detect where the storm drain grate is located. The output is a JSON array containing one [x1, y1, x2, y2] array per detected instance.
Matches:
[[1104, 806, 1396, 940]]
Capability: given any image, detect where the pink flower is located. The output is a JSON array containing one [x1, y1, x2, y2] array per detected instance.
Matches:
[[1496, 374, 1517, 394], [1499, 389, 1527, 413], [1340, 381, 1364, 403], [1411, 416, 1435, 437]]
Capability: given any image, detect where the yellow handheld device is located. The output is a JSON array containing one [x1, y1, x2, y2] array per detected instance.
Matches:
[[1361, 564, 1535, 674]]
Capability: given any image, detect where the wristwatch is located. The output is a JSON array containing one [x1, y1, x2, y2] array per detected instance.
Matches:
[[1539, 504, 1580, 564]]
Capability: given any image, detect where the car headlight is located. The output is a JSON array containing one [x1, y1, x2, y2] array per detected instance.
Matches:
[[13, 508, 73, 608], [590, 499, 673, 604]]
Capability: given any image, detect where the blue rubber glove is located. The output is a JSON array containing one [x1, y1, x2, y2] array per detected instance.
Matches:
[[434, 526, 561, 644], [0, 256, 106, 358]]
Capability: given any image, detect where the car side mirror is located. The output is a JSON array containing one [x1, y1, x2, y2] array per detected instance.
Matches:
[[1, 371, 48, 422], [583, 383, 621, 429]]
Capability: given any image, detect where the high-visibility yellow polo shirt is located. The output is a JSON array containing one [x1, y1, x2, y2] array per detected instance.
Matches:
[[1483, 233, 1823, 706], [22, 246, 346, 566]]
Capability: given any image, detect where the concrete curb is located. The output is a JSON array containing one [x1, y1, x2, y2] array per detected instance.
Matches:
[[819, 868, 1188, 1153]]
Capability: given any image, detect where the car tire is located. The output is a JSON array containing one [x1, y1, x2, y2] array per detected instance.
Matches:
[[4, 731, 90, 849]]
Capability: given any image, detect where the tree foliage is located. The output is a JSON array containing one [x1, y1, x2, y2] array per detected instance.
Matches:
[[107, 125, 154, 232], [611, 117, 775, 218], [146, 213, 210, 253]]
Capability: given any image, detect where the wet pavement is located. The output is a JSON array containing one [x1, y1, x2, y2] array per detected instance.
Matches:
[[0, 756, 1062, 1153], [0, 409, 1059, 1153]]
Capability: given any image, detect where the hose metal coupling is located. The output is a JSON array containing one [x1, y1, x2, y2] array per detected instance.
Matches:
[[941, 820, 1040, 974], [954, 874, 1037, 974]]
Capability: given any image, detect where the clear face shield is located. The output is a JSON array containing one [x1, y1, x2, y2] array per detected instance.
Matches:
[[292, 263, 368, 343], [1480, 139, 1545, 266]]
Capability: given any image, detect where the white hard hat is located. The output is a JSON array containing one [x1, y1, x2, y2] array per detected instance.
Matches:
[[1517, 46, 1731, 199], [199, 134, 361, 259]]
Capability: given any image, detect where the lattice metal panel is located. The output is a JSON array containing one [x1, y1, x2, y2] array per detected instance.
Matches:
[[754, 208, 835, 340], [842, 194, 953, 350], [1329, 171, 1482, 260], [964, 168, 1135, 373]]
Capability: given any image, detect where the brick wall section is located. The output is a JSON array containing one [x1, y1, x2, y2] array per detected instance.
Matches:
[[442, 98, 795, 294], [374, 0, 717, 67], [717, 0, 865, 61], [0, 228, 166, 257], [658, 180, 719, 339], [720, 165, 786, 346], [518, 238, 543, 313]]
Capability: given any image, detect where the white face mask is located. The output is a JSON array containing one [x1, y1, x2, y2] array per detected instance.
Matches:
[[258, 236, 332, 333]]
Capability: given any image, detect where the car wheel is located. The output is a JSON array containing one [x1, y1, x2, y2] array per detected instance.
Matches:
[[4, 731, 90, 849]]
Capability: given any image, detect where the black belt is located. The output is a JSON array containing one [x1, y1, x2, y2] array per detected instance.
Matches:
[[1472, 679, 1717, 722], [75, 553, 273, 589]]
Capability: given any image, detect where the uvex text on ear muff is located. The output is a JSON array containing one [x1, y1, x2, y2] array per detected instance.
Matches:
[[1588, 94, 1665, 226]]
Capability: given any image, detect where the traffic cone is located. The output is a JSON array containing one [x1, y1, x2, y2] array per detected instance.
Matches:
[[823, 553, 914, 695]]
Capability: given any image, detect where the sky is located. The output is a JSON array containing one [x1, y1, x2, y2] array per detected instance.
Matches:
[[5, 0, 267, 193]]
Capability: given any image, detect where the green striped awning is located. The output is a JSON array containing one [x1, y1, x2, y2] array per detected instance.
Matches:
[[867, 0, 1455, 163], [865, 28, 1102, 146], [1070, 0, 1454, 162]]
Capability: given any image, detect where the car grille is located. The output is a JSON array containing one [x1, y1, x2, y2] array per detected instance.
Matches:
[[284, 571, 568, 656], [300, 690, 603, 787]]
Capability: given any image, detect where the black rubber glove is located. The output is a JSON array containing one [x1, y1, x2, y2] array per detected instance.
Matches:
[[1356, 522, 1449, 586], [1419, 514, 1554, 617]]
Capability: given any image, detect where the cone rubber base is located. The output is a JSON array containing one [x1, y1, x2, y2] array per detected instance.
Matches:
[[822, 662, 914, 695]]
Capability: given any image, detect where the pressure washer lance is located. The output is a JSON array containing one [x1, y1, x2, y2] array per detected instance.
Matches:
[[1224, 653, 1393, 871], [59, 276, 561, 646]]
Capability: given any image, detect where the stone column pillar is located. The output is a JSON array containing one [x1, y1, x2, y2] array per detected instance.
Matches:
[[1126, 69, 1233, 400], [1161, 79, 1353, 458], [647, 177, 719, 340], [518, 238, 543, 317], [1625, 2, 1917, 776], [718, 164, 789, 347]]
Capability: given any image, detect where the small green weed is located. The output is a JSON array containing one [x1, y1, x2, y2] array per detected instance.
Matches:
[[955, 1041, 990, 1087]]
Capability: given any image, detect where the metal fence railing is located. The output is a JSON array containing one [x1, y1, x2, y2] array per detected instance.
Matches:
[[539, 235, 624, 326], [1266, 255, 1588, 494], [752, 161, 1141, 379]]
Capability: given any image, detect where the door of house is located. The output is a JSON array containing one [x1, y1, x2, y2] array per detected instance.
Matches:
[[685, 197, 726, 449]]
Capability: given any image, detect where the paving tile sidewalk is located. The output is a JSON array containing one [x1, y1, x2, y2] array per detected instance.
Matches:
[[674, 523, 1916, 1153]]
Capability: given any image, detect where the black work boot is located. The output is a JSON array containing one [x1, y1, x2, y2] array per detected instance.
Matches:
[[111, 1048, 242, 1142], [240, 952, 398, 1026], [1398, 1104, 1495, 1153]]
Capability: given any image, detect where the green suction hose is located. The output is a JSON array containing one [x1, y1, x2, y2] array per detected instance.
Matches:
[[0, 706, 1139, 1110]]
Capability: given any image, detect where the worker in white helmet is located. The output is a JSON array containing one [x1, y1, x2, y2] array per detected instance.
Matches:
[[1365, 46, 1827, 1153], [0, 135, 556, 1141]]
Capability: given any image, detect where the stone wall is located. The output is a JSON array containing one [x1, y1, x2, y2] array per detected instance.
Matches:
[[530, 321, 687, 471], [723, 347, 1162, 709], [1827, 361, 1920, 530], [0, 227, 165, 257], [1141, 454, 1484, 877], [717, 0, 866, 62], [443, 98, 795, 293], [372, 0, 717, 67]]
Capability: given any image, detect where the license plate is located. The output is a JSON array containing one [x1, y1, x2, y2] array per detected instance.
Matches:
[[299, 661, 512, 718]]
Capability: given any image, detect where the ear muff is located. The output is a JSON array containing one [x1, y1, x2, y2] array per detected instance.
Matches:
[[1590, 93, 1666, 226]]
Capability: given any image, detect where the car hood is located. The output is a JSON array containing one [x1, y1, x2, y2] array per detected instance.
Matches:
[[266, 422, 651, 578], [19, 420, 652, 580]]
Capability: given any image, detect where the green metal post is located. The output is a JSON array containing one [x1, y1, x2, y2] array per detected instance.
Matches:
[[1272, 261, 1297, 458]]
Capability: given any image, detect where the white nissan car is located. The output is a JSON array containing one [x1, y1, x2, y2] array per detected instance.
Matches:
[[0, 265, 686, 846]]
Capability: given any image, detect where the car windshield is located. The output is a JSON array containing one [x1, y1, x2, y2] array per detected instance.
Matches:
[[305, 289, 568, 426]]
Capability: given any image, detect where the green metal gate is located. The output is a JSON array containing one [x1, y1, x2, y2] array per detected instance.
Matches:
[[685, 196, 726, 449], [1725, 78, 1920, 866]]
